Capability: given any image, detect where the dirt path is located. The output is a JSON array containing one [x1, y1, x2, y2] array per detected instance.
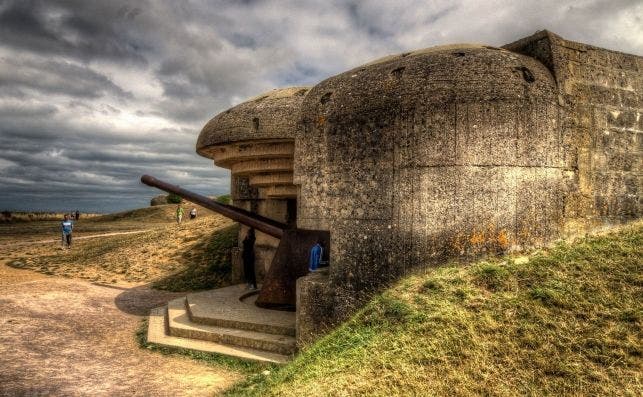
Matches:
[[0, 262, 241, 396], [0, 230, 150, 248]]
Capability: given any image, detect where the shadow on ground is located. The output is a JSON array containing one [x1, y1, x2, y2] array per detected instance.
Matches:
[[114, 285, 185, 316]]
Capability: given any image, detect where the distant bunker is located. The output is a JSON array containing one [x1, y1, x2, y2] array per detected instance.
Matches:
[[195, 31, 641, 343], [197, 87, 329, 310], [198, 87, 310, 273]]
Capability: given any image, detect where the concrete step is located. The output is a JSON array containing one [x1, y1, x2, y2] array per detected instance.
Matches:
[[168, 298, 296, 356], [187, 285, 295, 336], [147, 306, 291, 364], [187, 285, 296, 337]]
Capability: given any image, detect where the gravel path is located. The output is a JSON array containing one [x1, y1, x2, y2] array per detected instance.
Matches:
[[0, 262, 241, 396]]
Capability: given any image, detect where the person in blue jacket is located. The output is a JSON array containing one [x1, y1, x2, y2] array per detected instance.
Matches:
[[61, 214, 73, 249], [309, 240, 323, 272]]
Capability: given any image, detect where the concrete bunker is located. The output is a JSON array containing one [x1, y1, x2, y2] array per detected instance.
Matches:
[[196, 87, 310, 277], [294, 43, 569, 338], [295, 33, 641, 342], [195, 87, 330, 310], [144, 30, 641, 355]]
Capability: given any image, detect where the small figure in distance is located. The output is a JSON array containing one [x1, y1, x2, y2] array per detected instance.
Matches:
[[176, 204, 184, 225], [61, 214, 73, 250], [242, 228, 257, 290], [75, 209, 80, 220], [309, 239, 323, 272], [189, 207, 197, 220]]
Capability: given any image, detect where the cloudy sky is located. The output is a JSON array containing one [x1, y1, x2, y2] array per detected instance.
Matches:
[[1, 0, 641, 213]]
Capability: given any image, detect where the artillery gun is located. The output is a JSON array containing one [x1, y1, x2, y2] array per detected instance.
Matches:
[[141, 175, 329, 311]]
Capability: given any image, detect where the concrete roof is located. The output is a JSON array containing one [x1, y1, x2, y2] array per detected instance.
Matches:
[[196, 87, 310, 159], [301, 45, 557, 125]]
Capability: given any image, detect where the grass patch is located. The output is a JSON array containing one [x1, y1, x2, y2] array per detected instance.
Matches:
[[472, 261, 511, 291], [135, 319, 270, 375], [216, 194, 232, 205], [152, 223, 238, 291], [224, 224, 642, 396]]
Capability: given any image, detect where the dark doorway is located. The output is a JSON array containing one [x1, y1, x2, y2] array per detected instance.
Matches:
[[286, 199, 297, 226]]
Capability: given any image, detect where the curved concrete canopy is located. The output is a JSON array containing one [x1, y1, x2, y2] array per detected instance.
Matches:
[[196, 86, 311, 158]]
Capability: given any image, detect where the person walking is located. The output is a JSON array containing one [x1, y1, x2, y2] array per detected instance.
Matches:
[[242, 228, 257, 290], [176, 204, 184, 225], [61, 214, 73, 249], [75, 210, 80, 220]]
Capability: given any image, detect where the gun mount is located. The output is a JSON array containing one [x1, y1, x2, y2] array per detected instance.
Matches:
[[141, 174, 329, 311]]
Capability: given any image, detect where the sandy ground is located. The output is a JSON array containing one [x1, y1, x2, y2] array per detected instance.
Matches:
[[0, 214, 234, 286], [0, 261, 241, 396]]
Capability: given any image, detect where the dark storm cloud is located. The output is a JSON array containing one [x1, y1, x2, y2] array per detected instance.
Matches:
[[0, 57, 131, 99], [0, 0, 641, 212], [0, 103, 56, 119], [0, 0, 149, 64], [0, 122, 228, 212]]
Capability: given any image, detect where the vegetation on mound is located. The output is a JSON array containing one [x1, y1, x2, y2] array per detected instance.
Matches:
[[226, 224, 642, 396], [216, 194, 232, 205], [88, 203, 217, 224], [12, 228, 172, 283], [153, 223, 239, 291], [167, 193, 183, 204], [90, 205, 180, 223]]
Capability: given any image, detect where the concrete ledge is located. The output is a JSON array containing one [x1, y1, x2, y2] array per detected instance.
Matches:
[[210, 141, 294, 167], [230, 158, 293, 176]]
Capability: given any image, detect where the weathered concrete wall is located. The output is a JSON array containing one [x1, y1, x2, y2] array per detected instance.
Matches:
[[294, 37, 641, 342], [296, 268, 332, 346], [504, 31, 642, 235]]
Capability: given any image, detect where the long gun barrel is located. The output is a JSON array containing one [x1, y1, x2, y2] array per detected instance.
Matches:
[[140, 174, 286, 239], [141, 174, 329, 311]]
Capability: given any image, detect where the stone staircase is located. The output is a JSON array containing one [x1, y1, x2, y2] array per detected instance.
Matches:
[[147, 284, 296, 364]]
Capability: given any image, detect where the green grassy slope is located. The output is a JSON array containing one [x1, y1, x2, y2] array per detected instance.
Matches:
[[87, 205, 174, 222], [152, 223, 239, 291], [226, 224, 642, 396]]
